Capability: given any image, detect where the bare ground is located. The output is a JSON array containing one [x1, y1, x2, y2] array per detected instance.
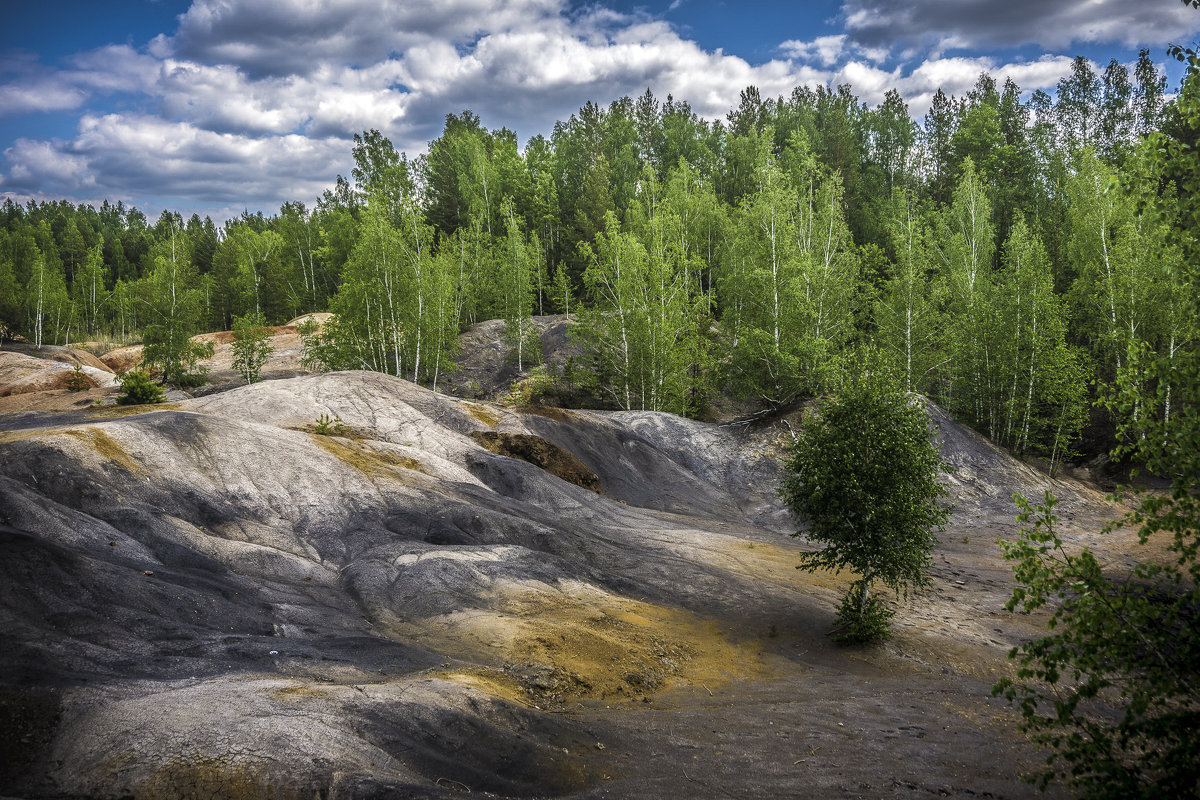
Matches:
[[0, 342, 1134, 799]]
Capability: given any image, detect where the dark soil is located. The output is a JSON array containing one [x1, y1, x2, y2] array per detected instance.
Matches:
[[471, 430, 604, 493]]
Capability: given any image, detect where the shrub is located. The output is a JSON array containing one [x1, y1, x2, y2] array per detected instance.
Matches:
[[310, 414, 349, 436], [116, 370, 166, 405], [231, 312, 274, 384], [65, 365, 93, 392]]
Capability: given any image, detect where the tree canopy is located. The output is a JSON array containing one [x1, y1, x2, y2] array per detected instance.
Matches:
[[781, 356, 949, 642]]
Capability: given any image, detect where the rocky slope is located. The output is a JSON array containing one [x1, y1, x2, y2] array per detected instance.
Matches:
[[0, 366, 1123, 799]]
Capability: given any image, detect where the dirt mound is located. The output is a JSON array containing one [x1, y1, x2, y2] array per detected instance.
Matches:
[[0, 349, 118, 397], [443, 315, 581, 400], [99, 344, 143, 373], [285, 312, 332, 328]]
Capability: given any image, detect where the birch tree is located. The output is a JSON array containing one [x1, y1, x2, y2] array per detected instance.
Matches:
[[579, 212, 647, 410], [72, 242, 108, 336], [932, 158, 996, 422], [875, 188, 945, 391], [498, 198, 541, 372]]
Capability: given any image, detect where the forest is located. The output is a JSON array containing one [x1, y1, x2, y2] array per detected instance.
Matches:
[[0, 51, 1192, 472]]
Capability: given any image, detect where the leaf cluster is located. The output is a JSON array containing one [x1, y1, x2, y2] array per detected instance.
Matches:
[[994, 492, 1200, 798]]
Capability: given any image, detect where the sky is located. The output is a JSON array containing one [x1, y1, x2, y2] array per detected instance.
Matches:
[[0, 0, 1197, 224]]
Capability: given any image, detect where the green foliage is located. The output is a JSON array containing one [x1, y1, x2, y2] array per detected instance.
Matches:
[[115, 370, 166, 405], [65, 365, 92, 392], [994, 54, 1200, 800], [501, 364, 554, 406], [832, 581, 895, 644], [874, 187, 945, 392], [231, 311, 274, 384], [310, 413, 350, 436], [0, 68, 1190, 465], [319, 191, 459, 384], [781, 354, 950, 642], [499, 198, 543, 371], [139, 254, 213, 386], [993, 492, 1200, 798]]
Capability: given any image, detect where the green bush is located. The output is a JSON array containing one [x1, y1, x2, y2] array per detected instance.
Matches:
[[172, 368, 209, 389], [781, 351, 949, 644], [116, 370, 166, 405], [231, 312, 274, 384], [831, 582, 895, 644], [310, 413, 349, 436]]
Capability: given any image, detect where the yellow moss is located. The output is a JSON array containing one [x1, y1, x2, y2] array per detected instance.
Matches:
[[0, 429, 47, 444], [310, 435, 426, 480], [721, 539, 853, 594], [465, 402, 501, 428], [85, 402, 180, 419], [269, 683, 330, 701], [432, 589, 764, 709], [443, 667, 529, 706], [59, 428, 143, 474]]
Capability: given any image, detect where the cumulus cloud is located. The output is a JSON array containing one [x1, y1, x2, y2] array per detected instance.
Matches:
[[780, 34, 888, 67], [843, 0, 1200, 52], [3, 139, 93, 187], [2, 113, 348, 209], [162, 0, 568, 78], [0, 0, 1163, 218], [877, 54, 1076, 116]]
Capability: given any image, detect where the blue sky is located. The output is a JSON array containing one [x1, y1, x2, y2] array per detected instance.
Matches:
[[1, 0, 1196, 222]]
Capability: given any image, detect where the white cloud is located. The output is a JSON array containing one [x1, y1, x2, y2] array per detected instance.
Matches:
[[2, 113, 348, 212], [164, 0, 569, 77], [3, 139, 92, 186], [0, 82, 88, 115], [781, 35, 848, 67], [0, 0, 1176, 218]]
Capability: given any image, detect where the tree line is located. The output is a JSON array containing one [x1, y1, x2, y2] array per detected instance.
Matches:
[[0, 51, 1192, 469]]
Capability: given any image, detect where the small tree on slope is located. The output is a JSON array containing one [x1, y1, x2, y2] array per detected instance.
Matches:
[[231, 311, 274, 385], [781, 357, 950, 643]]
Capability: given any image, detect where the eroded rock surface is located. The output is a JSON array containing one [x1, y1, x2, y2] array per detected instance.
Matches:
[[0, 371, 1115, 798]]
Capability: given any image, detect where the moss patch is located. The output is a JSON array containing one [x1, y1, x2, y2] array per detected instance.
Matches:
[[136, 757, 292, 800], [60, 428, 143, 474], [269, 683, 331, 701], [437, 589, 762, 710], [311, 435, 426, 480], [465, 402, 501, 428], [85, 402, 180, 419], [470, 431, 601, 493]]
